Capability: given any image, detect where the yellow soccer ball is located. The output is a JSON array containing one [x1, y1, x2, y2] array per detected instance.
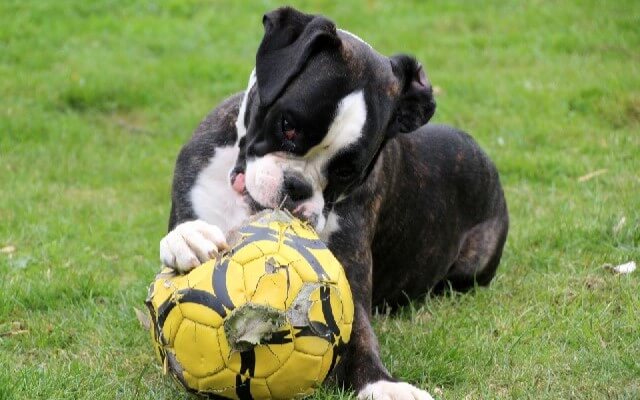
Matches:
[[146, 210, 354, 399]]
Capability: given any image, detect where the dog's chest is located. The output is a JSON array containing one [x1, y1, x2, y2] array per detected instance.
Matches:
[[189, 145, 250, 234]]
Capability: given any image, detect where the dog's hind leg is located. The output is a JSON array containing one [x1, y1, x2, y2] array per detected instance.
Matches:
[[441, 213, 509, 292]]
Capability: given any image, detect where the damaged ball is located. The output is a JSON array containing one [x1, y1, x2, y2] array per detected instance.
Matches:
[[146, 210, 354, 399]]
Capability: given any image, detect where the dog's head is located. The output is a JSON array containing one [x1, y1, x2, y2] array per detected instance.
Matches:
[[230, 7, 436, 230]]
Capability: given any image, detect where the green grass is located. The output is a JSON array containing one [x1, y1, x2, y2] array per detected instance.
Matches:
[[1, 0, 639, 399]]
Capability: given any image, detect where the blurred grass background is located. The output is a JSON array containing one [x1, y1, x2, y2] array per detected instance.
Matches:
[[0, 0, 639, 399]]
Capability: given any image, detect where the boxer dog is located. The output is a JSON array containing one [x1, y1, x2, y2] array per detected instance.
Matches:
[[159, 7, 508, 400]]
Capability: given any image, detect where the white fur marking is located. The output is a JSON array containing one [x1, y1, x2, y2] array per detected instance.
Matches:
[[308, 90, 367, 162], [358, 381, 434, 400], [319, 210, 340, 242], [295, 189, 326, 231], [335, 193, 349, 203], [235, 69, 256, 140], [190, 146, 250, 234], [338, 28, 373, 49]]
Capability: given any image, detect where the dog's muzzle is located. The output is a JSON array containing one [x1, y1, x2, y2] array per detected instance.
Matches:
[[230, 168, 325, 230]]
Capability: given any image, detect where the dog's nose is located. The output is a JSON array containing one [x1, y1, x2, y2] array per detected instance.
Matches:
[[283, 173, 313, 202]]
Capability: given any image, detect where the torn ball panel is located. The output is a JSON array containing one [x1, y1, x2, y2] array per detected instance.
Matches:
[[246, 377, 272, 400], [337, 270, 354, 325], [306, 247, 344, 282], [318, 345, 338, 383], [173, 319, 225, 378], [212, 258, 247, 311], [250, 266, 302, 312], [231, 236, 280, 266], [306, 285, 343, 338], [176, 301, 225, 330], [292, 330, 331, 357], [158, 303, 183, 348], [184, 259, 217, 288], [242, 254, 291, 301], [287, 218, 322, 241], [265, 351, 323, 399], [252, 337, 295, 378], [287, 256, 324, 283], [217, 326, 233, 367], [196, 368, 239, 399]]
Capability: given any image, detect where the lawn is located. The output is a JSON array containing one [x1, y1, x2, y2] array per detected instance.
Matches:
[[1, 0, 639, 399]]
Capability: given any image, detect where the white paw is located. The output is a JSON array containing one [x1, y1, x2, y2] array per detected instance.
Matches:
[[159, 220, 228, 272], [358, 380, 434, 400]]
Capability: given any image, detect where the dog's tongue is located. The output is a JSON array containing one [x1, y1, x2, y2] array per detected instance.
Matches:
[[232, 172, 246, 194]]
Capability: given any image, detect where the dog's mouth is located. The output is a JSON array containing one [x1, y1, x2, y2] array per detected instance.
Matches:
[[230, 168, 269, 215], [230, 168, 322, 228], [230, 168, 247, 195]]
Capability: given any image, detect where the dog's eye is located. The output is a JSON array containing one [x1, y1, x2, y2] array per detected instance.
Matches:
[[281, 117, 297, 141]]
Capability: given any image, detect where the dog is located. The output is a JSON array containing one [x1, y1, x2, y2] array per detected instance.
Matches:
[[159, 7, 508, 400]]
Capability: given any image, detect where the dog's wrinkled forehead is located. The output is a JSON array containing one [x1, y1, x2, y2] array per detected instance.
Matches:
[[255, 7, 394, 106], [233, 10, 349, 160], [236, 7, 396, 142], [256, 7, 340, 107]]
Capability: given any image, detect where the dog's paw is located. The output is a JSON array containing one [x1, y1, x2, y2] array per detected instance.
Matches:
[[358, 380, 434, 400], [159, 220, 228, 273]]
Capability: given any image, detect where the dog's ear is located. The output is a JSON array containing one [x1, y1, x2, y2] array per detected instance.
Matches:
[[388, 54, 436, 136], [256, 7, 340, 106]]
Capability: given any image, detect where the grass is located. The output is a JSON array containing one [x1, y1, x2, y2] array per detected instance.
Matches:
[[1, 0, 638, 398]]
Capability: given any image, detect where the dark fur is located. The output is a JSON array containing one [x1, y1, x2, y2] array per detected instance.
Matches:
[[168, 93, 243, 231], [167, 6, 508, 394]]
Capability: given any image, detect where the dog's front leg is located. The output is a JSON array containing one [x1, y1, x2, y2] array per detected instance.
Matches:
[[332, 247, 434, 400]]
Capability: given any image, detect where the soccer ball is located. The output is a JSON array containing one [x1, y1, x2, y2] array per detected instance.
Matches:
[[146, 210, 354, 399]]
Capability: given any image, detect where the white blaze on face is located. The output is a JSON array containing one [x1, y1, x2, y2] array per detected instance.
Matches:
[[244, 90, 367, 232], [235, 69, 257, 141], [309, 90, 367, 171], [319, 210, 341, 242], [228, 69, 256, 193]]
